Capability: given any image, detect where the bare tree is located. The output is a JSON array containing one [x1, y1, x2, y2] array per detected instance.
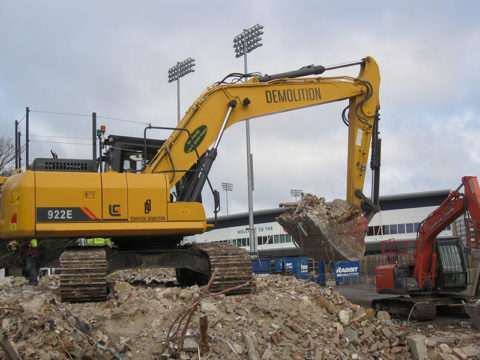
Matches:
[[0, 136, 15, 177]]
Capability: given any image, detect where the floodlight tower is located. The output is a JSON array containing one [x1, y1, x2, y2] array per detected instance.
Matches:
[[222, 182, 233, 215], [168, 58, 196, 123], [233, 24, 264, 256], [290, 189, 304, 202]]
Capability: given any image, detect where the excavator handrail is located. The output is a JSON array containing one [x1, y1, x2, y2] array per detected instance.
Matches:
[[142, 124, 221, 216], [142, 125, 204, 181]]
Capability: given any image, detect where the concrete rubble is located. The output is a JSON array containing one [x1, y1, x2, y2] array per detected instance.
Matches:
[[0, 270, 479, 360]]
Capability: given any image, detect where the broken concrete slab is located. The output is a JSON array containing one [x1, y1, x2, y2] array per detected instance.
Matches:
[[407, 334, 427, 360]]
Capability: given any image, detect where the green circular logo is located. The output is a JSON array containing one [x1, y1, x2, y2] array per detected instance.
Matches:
[[184, 125, 207, 153]]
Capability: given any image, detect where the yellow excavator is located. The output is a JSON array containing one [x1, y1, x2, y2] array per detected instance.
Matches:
[[0, 56, 381, 302]]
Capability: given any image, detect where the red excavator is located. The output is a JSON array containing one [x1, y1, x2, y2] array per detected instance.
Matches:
[[374, 176, 480, 320]]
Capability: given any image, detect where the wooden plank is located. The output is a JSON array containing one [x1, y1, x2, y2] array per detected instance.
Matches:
[[199, 315, 209, 355]]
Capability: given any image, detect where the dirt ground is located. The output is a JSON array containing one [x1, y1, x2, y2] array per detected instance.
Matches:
[[1, 269, 479, 360]]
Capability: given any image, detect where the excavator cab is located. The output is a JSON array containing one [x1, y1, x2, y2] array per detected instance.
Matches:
[[435, 237, 467, 292], [28, 135, 165, 174], [101, 135, 165, 173], [376, 237, 467, 295]]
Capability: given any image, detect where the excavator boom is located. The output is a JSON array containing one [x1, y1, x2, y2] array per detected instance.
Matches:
[[146, 56, 380, 210]]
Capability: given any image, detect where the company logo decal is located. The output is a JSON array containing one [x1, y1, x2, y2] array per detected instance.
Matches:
[[184, 125, 207, 153], [109, 204, 121, 217], [335, 266, 359, 274], [145, 199, 152, 214]]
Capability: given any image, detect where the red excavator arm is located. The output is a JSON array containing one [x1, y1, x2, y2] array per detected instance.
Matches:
[[414, 176, 480, 290]]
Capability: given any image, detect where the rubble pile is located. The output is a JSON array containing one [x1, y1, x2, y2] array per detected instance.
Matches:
[[108, 268, 176, 286], [277, 194, 366, 261], [1, 272, 479, 360]]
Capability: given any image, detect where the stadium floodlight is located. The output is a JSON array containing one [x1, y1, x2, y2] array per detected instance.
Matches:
[[290, 189, 304, 202], [233, 24, 264, 59], [168, 57, 196, 123], [168, 57, 195, 82], [222, 182, 233, 215], [232, 24, 264, 257]]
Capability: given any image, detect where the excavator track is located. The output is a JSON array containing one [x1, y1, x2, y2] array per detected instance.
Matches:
[[372, 297, 436, 321], [60, 248, 108, 302], [192, 243, 254, 295], [410, 300, 437, 321], [59, 243, 253, 302]]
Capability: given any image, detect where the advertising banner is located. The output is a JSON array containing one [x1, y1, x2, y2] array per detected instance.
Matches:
[[333, 261, 360, 283]]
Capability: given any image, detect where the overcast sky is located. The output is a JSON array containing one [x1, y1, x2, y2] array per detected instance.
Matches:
[[1, 1, 479, 216]]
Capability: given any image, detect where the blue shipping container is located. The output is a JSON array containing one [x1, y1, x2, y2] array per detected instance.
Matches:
[[271, 258, 327, 284], [274, 257, 295, 274], [316, 261, 326, 285], [252, 259, 271, 274], [297, 257, 310, 280], [274, 257, 310, 278]]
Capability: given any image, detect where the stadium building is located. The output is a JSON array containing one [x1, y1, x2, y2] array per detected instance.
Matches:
[[194, 190, 463, 258]]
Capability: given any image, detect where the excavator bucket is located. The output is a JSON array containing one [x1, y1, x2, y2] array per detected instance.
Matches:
[[277, 194, 367, 261]]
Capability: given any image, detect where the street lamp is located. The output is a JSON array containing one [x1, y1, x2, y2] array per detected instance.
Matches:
[[290, 189, 304, 202], [233, 24, 264, 257], [168, 57, 196, 123], [222, 182, 233, 214]]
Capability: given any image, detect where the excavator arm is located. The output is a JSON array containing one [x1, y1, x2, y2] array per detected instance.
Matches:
[[146, 56, 380, 213]]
